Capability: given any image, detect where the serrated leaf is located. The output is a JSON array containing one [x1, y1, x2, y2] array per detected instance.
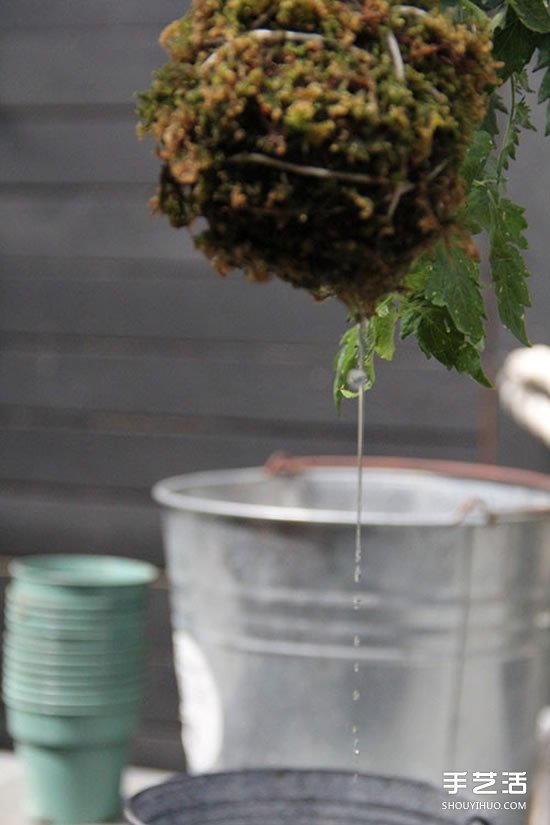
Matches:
[[461, 130, 495, 186], [534, 33, 550, 70], [497, 84, 536, 179], [455, 344, 493, 386], [404, 254, 435, 292], [456, 0, 491, 24], [424, 244, 486, 344], [489, 237, 531, 343], [515, 67, 535, 93], [369, 298, 398, 361], [534, 35, 550, 133], [509, 0, 550, 32], [538, 66, 550, 101], [493, 9, 540, 78], [333, 301, 398, 411], [333, 326, 360, 414], [400, 300, 491, 387], [498, 197, 529, 247], [471, 183, 532, 344], [482, 92, 508, 137], [466, 181, 493, 230]]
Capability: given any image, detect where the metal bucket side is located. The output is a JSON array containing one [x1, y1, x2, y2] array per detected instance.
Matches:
[[153, 458, 550, 823]]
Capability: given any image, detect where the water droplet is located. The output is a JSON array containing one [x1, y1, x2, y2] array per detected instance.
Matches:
[[347, 368, 367, 392], [353, 595, 361, 611], [353, 689, 361, 701], [353, 635, 360, 647], [353, 662, 359, 673], [352, 725, 359, 735], [354, 566, 362, 584]]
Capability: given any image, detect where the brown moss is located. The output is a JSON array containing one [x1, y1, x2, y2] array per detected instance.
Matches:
[[137, 0, 499, 317]]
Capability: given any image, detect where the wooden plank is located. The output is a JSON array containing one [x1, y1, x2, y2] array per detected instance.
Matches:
[[129, 722, 185, 771], [0, 490, 164, 563], [1, 112, 158, 185], [0, 269, 348, 344], [0, 189, 191, 260], [0, 26, 163, 106], [0, 349, 481, 430], [1, 0, 189, 27], [0, 427, 479, 492], [497, 411, 550, 475], [142, 664, 179, 725]]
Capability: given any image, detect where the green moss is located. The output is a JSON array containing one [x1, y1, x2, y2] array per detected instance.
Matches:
[[137, 0, 498, 317]]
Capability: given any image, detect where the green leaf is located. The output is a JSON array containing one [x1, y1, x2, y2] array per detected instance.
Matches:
[[400, 299, 491, 387], [486, 190, 531, 344], [498, 196, 529, 248], [461, 130, 494, 187], [424, 243, 486, 344], [333, 326, 361, 414], [509, 0, 550, 32], [403, 253, 434, 292], [534, 34, 550, 134], [482, 92, 508, 138], [538, 63, 550, 101], [332, 300, 398, 411], [369, 297, 398, 361], [489, 232, 531, 343], [466, 181, 494, 230], [456, 0, 491, 24], [496, 76, 536, 180], [493, 9, 540, 78], [465, 179, 531, 344]]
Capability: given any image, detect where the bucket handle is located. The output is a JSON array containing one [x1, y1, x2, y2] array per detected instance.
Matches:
[[264, 453, 550, 518]]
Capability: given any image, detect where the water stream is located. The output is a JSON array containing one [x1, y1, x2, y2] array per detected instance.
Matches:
[[351, 318, 368, 772]]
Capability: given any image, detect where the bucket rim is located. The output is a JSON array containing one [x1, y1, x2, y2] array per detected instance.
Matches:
[[151, 456, 550, 527], [124, 768, 496, 825]]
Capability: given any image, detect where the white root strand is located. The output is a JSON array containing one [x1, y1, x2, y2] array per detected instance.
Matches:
[[395, 5, 428, 16], [387, 182, 415, 217], [386, 31, 405, 81], [201, 27, 366, 69], [250, 28, 324, 44], [227, 152, 386, 186]]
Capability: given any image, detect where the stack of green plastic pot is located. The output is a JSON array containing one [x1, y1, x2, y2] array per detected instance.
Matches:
[[2, 554, 157, 825]]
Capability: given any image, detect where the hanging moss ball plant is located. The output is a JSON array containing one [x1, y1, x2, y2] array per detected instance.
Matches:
[[137, 0, 498, 319]]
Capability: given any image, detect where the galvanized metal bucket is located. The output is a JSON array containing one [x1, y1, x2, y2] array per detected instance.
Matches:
[[153, 457, 550, 818]]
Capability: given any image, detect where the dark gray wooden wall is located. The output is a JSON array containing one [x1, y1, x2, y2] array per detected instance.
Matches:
[[1, 2, 549, 768]]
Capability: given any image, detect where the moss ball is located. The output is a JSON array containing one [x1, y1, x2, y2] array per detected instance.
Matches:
[[138, 0, 498, 317]]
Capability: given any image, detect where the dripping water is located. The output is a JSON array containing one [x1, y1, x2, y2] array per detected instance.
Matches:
[[349, 317, 368, 776]]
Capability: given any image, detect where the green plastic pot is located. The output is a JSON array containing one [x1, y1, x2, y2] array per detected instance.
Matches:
[[7, 707, 141, 825], [6, 588, 148, 616], [3, 688, 144, 717], [3, 630, 145, 658], [15, 739, 128, 824], [3, 660, 142, 688], [6, 705, 140, 745], [3, 646, 145, 677], [6, 598, 146, 626], [2, 677, 144, 706], [5, 614, 145, 641], [8, 555, 157, 608]]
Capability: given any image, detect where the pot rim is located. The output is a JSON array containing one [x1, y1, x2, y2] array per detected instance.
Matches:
[[152, 455, 550, 527], [124, 768, 498, 825]]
